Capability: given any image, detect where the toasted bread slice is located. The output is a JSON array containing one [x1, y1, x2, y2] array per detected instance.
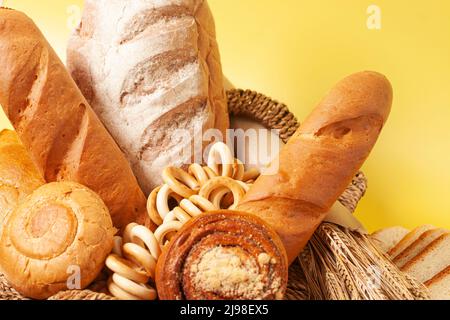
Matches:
[[388, 225, 435, 259], [401, 234, 450, 283], [393, 228, 449, 268], [425, 266, 450, 300], [371, 226, 409, 253]]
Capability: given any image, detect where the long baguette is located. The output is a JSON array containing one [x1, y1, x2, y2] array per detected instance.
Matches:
[[0, 9, 150, 230], [238, 71, 393, 264]]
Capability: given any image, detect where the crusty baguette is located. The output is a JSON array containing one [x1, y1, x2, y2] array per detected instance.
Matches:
[[238, 71, 393, 264], [425, 266, 450, 300], [393, 228, 448, 268], [371, 226, 410, 253], [67, 0, 229, 194], [401, 234, 450, 283], [0, 9, 150, 230], [0, 130, 45, 235], [388, 225, 435, 259]]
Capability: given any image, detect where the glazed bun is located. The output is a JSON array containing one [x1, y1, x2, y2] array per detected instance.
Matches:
[[0, 181, 116, 299]]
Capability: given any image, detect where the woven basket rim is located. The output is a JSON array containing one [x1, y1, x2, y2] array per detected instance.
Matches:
[[0, 89, 368, 301]]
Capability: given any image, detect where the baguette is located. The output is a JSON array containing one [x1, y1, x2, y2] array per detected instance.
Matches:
[[0, 9, 150, 230], [67, 0, 229, 194], [238, 71, 393, 264]]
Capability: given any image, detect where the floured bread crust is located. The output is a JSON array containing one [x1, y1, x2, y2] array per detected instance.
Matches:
[[68, 0, 229, 194]]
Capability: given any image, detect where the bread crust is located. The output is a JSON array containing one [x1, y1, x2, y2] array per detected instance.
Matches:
[[0, 182, 116, 299], [67, 0, 229, 194], [238, 71, 393, 264], [0, 9, 150, 230], [0, 130, 45, 234]]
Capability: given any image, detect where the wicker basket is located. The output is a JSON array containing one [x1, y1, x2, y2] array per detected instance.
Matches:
[[0, 89, 429, 300]]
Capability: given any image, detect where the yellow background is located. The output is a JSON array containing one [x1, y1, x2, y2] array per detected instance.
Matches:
[[1, 0, 449, 231]]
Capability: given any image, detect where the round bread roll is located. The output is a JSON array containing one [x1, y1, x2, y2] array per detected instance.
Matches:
[[0, 181, 116, 299]]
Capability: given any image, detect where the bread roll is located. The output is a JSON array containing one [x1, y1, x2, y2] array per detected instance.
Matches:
[[0, 9, 149, 230], [0, 181, 116, 299], [67, 0, 229, 194], [0, 130, 44, 234], [238, 71, 393, 264], [156, 211, 288, 300]]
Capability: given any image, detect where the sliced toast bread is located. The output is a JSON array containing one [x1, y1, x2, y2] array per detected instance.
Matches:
[[388, 225, 435, 259], [393, 228, 449, 268], [401, 234, 450, 283], [424, 266, 450, 300], [371, 226, 409, 253]]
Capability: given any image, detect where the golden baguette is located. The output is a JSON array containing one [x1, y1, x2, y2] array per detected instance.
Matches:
[[0, 9, 150, 230], [238, 71, 393, 264]]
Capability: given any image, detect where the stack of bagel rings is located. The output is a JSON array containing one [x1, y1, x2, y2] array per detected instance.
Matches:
[[105, 142, 260, 300]]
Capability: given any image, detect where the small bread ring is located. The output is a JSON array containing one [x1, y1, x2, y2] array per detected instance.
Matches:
[[179, 199, 203, 217], [233, 159, 245, 181], [122, 242, 157, 279], [147, 186, 163, 225], [105, 254, 149, 284], [172, 207, 192, 224], [203, 166, 218, 179], [210, 187, 232, 209], [156, 184, 183, 221], [110, 273, 157, 300], [123, 223, 143, 247], [188, 163, 210, 186], [199, 176, 246, 210], [154, 221, 184, 247], [162, 167, 199, 198], [189, 195, 218, 212], [207, 142, 234, 177], [125, 224, 161, 261]]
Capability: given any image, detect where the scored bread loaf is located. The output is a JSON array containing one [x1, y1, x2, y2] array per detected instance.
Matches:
[[371, 226, 410, 254], [67, 0, 229, 194], [0, 130, 45, 235], [0, 9, 149, 230], [238, 71, 393, 264], [393, 228, 448, 268]]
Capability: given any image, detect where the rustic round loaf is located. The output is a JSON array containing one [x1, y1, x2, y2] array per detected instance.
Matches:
[[0, 181, 116, 299]]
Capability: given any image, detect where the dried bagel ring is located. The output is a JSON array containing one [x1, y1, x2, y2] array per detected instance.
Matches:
[[162, 167, 199, 198], [199, 176, 246, 210], [232, 158, 245, 181], [207, 142, 234, 177], [154, 221, 184, 247], [109, 273, 157, 300], [188, 163, 210, 187]]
